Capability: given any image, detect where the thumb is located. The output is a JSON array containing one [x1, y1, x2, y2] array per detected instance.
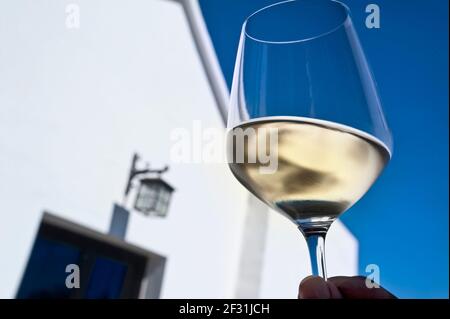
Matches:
[[298, 276, 342, 299]]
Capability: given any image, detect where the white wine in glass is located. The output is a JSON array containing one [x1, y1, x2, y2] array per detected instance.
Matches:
[[228, 117, 390, 232]]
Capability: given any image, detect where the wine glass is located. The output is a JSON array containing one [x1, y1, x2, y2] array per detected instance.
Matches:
[[227, 0, 392, 280]]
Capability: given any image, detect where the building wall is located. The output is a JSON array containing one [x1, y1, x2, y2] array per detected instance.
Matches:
[[0, 0, 357, 298]]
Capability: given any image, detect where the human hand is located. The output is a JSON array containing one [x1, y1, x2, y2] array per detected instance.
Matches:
[[298, 276, 397, 299]]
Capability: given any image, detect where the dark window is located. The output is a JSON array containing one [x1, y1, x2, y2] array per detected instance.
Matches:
[[17, 238, 81, 299], [17, 218, 148, 299], [86, 257, 127, 299]]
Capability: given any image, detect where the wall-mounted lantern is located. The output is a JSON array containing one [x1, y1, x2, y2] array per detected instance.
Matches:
[[134, 177, 174, 217], [123, 153, 174, 217]]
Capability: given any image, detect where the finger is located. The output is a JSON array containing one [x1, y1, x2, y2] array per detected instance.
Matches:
[[298, 276, 343, 299], [327, 279, 343, 299], [328, 276, 397, 299]]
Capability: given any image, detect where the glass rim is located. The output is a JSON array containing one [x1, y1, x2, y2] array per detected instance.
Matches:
[[243, 0, 351, 45]]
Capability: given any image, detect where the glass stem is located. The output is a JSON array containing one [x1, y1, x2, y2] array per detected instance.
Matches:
[[305, 232, 327, 280]]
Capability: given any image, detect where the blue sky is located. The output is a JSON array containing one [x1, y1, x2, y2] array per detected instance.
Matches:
[[200, 0, 449, 298]]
